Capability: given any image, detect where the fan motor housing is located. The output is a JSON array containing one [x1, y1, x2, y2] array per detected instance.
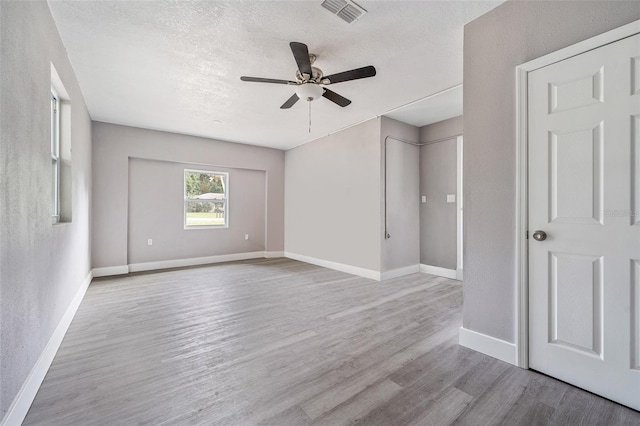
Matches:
[[296, 66, 324, 83]]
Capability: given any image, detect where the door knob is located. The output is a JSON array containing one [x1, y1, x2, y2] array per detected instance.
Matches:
[[532, 230, 547, 241]]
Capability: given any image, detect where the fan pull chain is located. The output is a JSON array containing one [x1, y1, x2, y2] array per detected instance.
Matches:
[[308, 101, 311, 134]]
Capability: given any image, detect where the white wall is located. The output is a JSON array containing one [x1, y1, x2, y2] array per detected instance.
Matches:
[[463, 1, 640, 342], [419, 116, 462, 269], [92, 122, 285, 270], [380, 117, 420, 272], [285, 119, 382, 273], [0, 1, 92, 417]]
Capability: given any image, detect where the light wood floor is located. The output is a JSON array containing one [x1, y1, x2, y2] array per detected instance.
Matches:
[[24, 258, 640, 425]]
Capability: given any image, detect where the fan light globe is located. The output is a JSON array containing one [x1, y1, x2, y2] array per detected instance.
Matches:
[[295, 83, 323, 102]]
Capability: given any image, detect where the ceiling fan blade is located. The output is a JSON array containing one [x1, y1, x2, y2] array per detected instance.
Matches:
[[322, 89, 351, 107], [280, 93, 299, 109], [241, 76, 296, 85], [290, 42, 312, 77], [322, 66, 376, 85]]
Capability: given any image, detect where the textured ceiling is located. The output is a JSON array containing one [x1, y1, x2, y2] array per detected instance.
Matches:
[[47, 1, 502, 150], [384, 84, 462, 127]]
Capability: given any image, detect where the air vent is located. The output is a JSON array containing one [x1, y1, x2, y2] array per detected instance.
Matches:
[[320, 0, 367, 24]]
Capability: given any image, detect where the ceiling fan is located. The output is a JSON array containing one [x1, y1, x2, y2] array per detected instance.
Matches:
[[240, 42, 376, 109]]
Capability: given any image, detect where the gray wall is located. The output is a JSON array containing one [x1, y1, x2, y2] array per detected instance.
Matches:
[[464, 1, 640, 342], [285, 119, 382, 272], [92, 122, 284, 269], [0, 1, 92, 417], [380, 117, 420, 272], [128, 159, 266, 265], [419, 116, 462, 269], [421, 116, 463, 144]]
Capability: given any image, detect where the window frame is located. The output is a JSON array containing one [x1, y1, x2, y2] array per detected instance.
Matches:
[[51, 89, 60, 224], [183, 168, 229, 230]]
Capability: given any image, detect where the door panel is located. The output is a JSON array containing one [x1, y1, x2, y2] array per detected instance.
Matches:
[[529, 33, 640, 410], [549, 67, 603, 114], [549, 124, 603, 224], [549, 252, 603, 357], [632, 56, 640, 95], [633, 115, 640, 226]]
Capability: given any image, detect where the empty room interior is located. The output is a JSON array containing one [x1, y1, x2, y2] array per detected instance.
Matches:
[[2, 0, 640, 425]]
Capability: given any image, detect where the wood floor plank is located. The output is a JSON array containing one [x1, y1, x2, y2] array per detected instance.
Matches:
[[326, 280, 442, 320], [451, 363, 532, 425], [519, 371, 569, 410], [256, 405, 312, 426], [359, 342, 482, 426], [311, 379, 403, 426], [21, 258, 640, 425], [299, 325, 458, 420], [405, 386, 474, 426], [548, 384, 640, 426], [451, 353, 510, 397], [498, 394, 554, 426]]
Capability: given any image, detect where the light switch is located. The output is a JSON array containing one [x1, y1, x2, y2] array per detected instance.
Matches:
[[421, 195, 426, 203], [447, 194, 456, 203]]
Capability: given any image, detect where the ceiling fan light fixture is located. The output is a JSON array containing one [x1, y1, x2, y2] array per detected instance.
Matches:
[[240, 41, 375, 109], [295, 83, 323, 102]]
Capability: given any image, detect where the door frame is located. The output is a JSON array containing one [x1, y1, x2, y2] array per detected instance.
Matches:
[[456, 135, 464, 281], [514, 19, 640, 369]]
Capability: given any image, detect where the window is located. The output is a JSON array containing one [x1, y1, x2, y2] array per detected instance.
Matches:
[[51, 90, 60, 223], [51, 63, 72, 223], [184, 169, 228, 228]]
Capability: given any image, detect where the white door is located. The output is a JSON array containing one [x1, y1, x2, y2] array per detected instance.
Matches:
[[528, 33, 640, 410]]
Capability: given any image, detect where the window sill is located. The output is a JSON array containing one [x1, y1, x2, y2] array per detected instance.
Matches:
[[183, 225, 229, 230]]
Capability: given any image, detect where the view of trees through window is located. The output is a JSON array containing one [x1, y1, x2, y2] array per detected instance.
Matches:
[[184, 170, 227, 227]]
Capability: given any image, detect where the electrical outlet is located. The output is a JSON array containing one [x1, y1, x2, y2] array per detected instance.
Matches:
[[245, 234, 249, 240], [147, 239, 153, 246]]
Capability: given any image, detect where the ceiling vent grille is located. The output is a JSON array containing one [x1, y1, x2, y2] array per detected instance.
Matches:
[[320, 0, 367, 24]]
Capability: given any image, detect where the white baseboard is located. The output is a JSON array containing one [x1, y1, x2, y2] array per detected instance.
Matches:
[[284, 252, 381, 281], [380, 264, 420, 281], [128, 251, 266, 273], [1, 270, 93, 426], [458, 327, 517, 366], [93, 251, 285, 277], [264, 251, 285, 258], [419, 264, 458, 279], [92, 265, 130, 278]]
